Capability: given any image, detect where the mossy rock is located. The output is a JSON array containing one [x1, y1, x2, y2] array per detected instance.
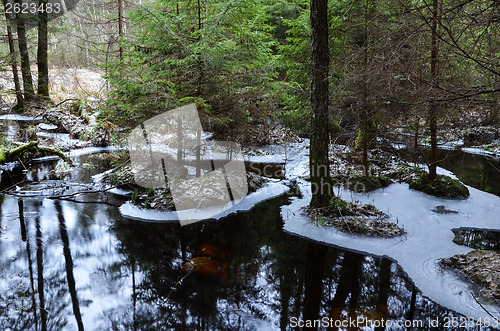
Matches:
[[346, 175, 392, 193], [409, 173, 469, 199]]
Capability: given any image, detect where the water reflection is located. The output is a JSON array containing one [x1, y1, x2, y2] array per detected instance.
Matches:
[[35, 209, 47, 331], [402, 148, 500, 197], [1, 193, 493, 330], [0, 153, 498, 330], [56, 201, 84, 331], [436, 149, 500, 197], [453, 229, 500, 252]]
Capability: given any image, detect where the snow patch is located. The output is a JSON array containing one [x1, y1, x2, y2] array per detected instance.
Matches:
[[119, 182, 289, 223]]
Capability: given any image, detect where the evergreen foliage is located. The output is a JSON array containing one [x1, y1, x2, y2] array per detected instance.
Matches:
[[105, 0, 277, 133]]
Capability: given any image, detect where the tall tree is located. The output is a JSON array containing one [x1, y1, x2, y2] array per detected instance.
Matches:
[[309, 0, 333, 207], [357, 0, 377, 176], [37, 0, 50, 97], [428, 0, 441, 179], [2, 0, 24, 107], [14, 0, 35, 100], [117, 0, 124, 61]]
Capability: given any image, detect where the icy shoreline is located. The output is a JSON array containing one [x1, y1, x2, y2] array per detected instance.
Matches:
[[277, 141, 500, 321]]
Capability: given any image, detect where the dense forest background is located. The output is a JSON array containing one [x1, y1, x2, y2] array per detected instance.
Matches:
[[0, 0, 499, 146]]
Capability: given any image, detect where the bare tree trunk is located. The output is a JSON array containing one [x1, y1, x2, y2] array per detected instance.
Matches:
[[37, 0, 50, 97], [428, 0, 441, 179], [310, 0, 333, 207], [118, 0, 123, 61], [14, 0, 35, 100], [1, 0, 24, 108], [361, 0, 371, 177]]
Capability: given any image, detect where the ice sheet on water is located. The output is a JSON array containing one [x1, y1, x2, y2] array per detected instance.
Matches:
[[0, 114, 42, 121], [282, 170, 500, 320], [39, 123, 58, 130], [461, 147, 499, 158], [119, 182, 289, 223], [68, 146, 125, 157]]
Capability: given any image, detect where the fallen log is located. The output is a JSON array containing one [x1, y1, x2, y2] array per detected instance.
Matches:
[[0, 141, 73, 165], [42, 105, 108, 147]]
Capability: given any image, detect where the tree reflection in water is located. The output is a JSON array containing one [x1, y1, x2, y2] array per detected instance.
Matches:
[[0, 194, 493, 330]]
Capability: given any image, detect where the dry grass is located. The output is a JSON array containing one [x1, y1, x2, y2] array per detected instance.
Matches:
[[0, 66, 107, 106]]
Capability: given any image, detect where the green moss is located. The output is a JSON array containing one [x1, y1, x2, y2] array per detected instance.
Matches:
[[330, 197, 349, 212], [346, 174, 391, 193], [420, 137, 431, 144], [484, 141, 500, 152], [354, 120, 378, 151], [108, 164, 136, 189], [364, 204, 376, 211], [388, 166, 427, 182], [409, 173, 470, 199]]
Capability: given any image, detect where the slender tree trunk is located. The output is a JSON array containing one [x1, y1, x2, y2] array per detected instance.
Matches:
[[413, 117, 420, 152], [361, 118, 369, 176], [428, 0, 441, 179], [361, 0, 371, 177], [118, 0, 123, 61], [197, 0, 202, 30], [2, 0, 24, 108], [14, 0, 35, 100], [310, 0, 333, 207], [37, 0, 50, 97]]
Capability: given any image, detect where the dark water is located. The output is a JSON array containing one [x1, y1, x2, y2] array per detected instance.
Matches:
[[453, 229, 500, 252], [402, 147, 500, 197], [436, 149, 500, 197], [0, 153, 498, 330]]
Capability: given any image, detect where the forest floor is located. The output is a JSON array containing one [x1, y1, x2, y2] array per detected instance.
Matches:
[[441, 250, 500, 305]]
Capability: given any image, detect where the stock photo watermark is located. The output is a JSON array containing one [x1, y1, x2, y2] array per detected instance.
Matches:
[[5, 0, 79, 30], [128, 104, 248, 226]]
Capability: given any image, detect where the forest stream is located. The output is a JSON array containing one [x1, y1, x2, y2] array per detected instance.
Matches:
[[0, 0, 498, 328], [1, 131, 500, 330]]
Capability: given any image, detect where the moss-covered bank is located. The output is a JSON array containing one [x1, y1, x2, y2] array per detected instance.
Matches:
[[408, 173, 469, 199], [388, 166, 470, 199], [307, 197, 404, 238]]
